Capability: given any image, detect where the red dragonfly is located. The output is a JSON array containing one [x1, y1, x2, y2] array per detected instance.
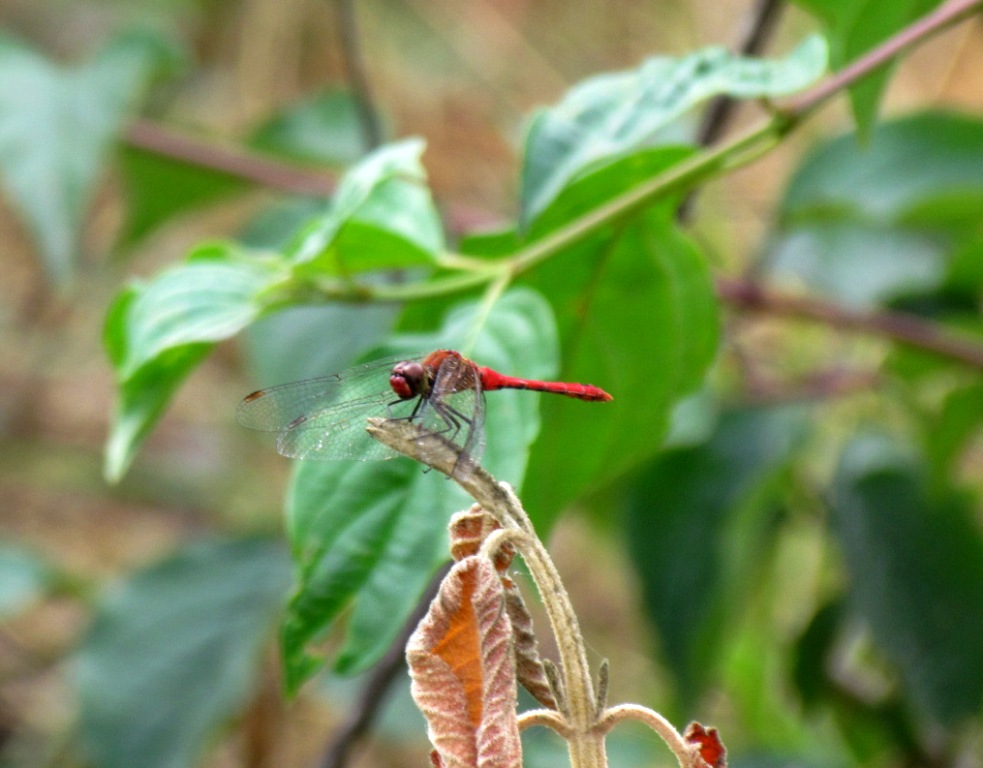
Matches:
[[236, 349, 612, 463]]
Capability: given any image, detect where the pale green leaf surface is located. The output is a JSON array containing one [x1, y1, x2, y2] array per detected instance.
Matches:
[[0, 30, 181, 284], [767, 112, 983, 307], [104, 245, 287, 481], [0, 544, 51, 617], [520, 35, 827, 223], [77, 538, 291, 768], [117, 253, 284, 379], [285, 138, 442, 271]]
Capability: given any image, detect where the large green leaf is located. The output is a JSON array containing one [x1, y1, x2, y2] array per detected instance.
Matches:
[[625, 406, 809, 710], [830, 435, 983, 722], [766, 112, 983, 307], [104, 244, 288, 481], [521, 148, 719, 525], [76, 538, 291, 768], [284, 138, 443, 273], [792, 0, 942, 135], [280, 288, 561, 691], [519, 35, 827, 223], [106, 139, 445, 482], [0, 29, 181, 285], [119, 145, 250, 247]]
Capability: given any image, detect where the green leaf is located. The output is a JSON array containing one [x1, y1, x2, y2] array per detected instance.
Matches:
[[280, 288, 561, 691], [924, 382, 983, 486], [0, 29, 182, 285], [284, 138, 443, 273], [244, 303, 398, 386], [521, 149, 719, 525], [121, 88, 370, 247], [830, 435, 983, 722], [77, 537, 291, 768], [249, 89, 371, 166], [792, 0, 942, 135], [519, 35, 827, 223], [0, 544, 51, 617], [119, 145, 250, 246], [624, 406, 809, 709], [104, 244, 287, 481], [767, 112, 983, 307]]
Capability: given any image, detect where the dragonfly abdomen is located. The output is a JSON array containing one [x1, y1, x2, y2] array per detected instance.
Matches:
[[477, 367, 612, 402]]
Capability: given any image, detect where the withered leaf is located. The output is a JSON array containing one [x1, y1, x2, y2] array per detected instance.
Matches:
[[684, 721, 727, 768], [504, 584, 557, 710], [408, 557, 521, 768]]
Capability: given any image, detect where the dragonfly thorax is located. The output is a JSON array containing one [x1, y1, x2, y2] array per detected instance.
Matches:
[[389, 360, 431, 400]]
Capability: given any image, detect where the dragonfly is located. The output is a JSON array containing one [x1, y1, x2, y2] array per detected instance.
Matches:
[[236, 349, 612, 464]]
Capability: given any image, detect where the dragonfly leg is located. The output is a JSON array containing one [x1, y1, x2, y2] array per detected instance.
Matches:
[[385, 396, 425, 422]]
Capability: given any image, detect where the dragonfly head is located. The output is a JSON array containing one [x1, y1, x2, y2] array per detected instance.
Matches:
[[390, 360, 429, 400]]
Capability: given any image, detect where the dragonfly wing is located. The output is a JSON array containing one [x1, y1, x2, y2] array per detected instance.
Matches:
[[237, 354, 430, 461], [271, 392, 383, 460], [419, 355, 486, 464], [236, 356, 407, 432]]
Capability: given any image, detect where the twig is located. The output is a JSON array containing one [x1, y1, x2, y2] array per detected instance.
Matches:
[[125, 119, 337, 197], [334, 0, 383, 150], [594, 704, 700, 768], [121, 0, 983, 374], [365, 419, 607, 767], [717, 277, 983, 370], [679, 0, 784, 222], [317, 560, 452, 768], [782, 0, 983, 117], [694, 0, 785, 149]]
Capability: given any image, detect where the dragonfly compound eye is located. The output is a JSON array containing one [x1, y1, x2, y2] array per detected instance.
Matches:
[[390, 361, 427, 399]]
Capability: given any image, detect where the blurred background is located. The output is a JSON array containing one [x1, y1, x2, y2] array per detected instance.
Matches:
[[1, 1, 982, 767]]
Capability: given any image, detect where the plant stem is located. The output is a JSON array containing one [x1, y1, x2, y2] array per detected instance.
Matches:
[[365, 418, 609, 767], [717, 277, 983, 370], [782, 0, 983, 118], [335, 0, 383, 150]]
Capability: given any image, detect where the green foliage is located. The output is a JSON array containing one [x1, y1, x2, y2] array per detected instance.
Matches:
[[0, 544, 52, 617], [1, 4, 982, 768], [76, 538, 291, 768], [625, 406, 810, 712], [767, 112, 983, 307], [792, 0, 944, 135], [249, 89, 372, 166], [281, 289, 563, 690], [830, 436, 983, 722], [0, 29, 182, 285], [104, 139, 441, 481], [520, 35, 827, 223]]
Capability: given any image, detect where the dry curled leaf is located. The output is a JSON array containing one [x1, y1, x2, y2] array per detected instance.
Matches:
[[408, 556, 521, 768], [448, 507, 557, 710], [449, 506, 516, 574], [684, 721, 727, 768], [504, 584, 558, 710]]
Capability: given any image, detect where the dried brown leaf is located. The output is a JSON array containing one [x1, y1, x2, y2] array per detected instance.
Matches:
[[448, 507, 556, 710], [449, 506, 516, 574], [504, 584, 558, 710], [408, 557, 521, 768], [684, 721, 727, 768]]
